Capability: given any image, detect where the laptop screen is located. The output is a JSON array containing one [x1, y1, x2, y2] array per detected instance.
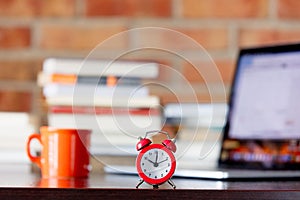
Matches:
[[219, 43, 300, 170]]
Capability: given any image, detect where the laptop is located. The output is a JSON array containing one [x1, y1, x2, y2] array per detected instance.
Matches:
[[174, 43, 300, 179], [105, 43, 300, 179]]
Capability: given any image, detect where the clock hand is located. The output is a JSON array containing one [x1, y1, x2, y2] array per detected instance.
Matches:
[[145, 153, 159, 167], [155, 151, 158, 164], [145, 157, 155, 164], [157, 158, 168, 165]]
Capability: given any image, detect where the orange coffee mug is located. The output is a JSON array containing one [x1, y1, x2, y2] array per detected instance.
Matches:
[[37, 178, 88, 188], [26, 126, 91, 178]]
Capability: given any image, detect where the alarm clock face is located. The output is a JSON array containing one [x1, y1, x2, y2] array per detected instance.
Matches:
[[136, 143, 176, 185]]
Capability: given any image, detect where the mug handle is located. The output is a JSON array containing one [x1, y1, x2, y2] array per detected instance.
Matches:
[[26, 133, 42, 168]]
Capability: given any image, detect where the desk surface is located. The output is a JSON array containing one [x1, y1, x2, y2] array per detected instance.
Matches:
[[1, 164, 300, 199]]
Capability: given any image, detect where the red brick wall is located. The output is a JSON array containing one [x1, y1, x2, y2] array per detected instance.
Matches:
[[0, 0, 300, 118]]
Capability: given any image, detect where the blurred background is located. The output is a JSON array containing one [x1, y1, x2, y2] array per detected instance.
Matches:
[[1, 0, 300, 163], [0, 0, 300, 123], [1, 0, 300, 124]]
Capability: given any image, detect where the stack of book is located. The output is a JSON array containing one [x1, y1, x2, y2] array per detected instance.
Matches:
[[0, 112, 34, 164], [38, 58, 162, 155]]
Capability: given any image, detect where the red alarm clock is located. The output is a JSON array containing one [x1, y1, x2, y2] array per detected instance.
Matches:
[[135, 130, 176, 189]]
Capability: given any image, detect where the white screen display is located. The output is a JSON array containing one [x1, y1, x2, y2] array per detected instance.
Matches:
[[229, 52, 300, 139]]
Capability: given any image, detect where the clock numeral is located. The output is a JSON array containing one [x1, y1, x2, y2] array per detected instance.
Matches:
[[155, 176, 157, 179], [161, 174, 163, 177], [149, 173, 151, 177], [149, 152, 152, 156]]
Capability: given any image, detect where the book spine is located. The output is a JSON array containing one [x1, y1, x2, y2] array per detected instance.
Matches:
[[49, 106, 161, 116], [43, 84, 149, 98], [39, 73, 142, 86], [43, 58, 159, 78], [78, 76, 142, 86], [46, 96, 160, 108]]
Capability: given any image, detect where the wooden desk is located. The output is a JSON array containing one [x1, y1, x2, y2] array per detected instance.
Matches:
[[1, 164, 300, 199]]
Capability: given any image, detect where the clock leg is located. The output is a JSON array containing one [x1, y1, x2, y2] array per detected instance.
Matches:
[[136, 179, 144, 189], [153, 185, 159, 189], [168, 179, 176, 189]]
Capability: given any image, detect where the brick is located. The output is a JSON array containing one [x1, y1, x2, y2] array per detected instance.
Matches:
[[278, 0, 300, 19], [0, 60, 42, 81], [182, 0, 268, 18], [85, 0, 172, 17], [150, 59, 231, 104], [0, 27, 31, 49], [39, 25, 128, 50], [0, 91, 32, 112], [182, 59, 235, 84], [37, 0, 76, 17], [134, 28, 228, 51], [155, 86, 227, 104], [239, 29, 300, 47], [178, 28, 228, 50], [0, 0, 75, 18]]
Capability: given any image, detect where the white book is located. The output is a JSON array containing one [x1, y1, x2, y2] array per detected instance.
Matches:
[[0, 112, 34, 164], [43, 58, 159, 78], [43, 83, 149, 98], [46, 95, 160, 108]]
